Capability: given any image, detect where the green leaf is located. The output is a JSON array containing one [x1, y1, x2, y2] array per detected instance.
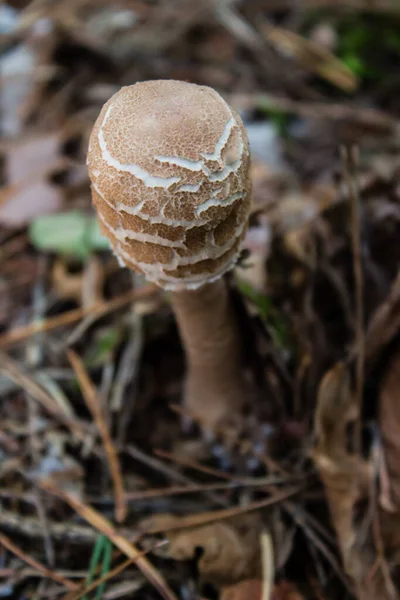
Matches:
[[257, 100, 290, 138], [341, 54, 366, 77], [86, 327, 122, 367], [236, 279, 273, 321], [237, 278, 290, 349], [29, 211, 109, 259]]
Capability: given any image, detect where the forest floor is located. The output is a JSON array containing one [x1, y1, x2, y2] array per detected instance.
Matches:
[[1, 1, 400, 599]]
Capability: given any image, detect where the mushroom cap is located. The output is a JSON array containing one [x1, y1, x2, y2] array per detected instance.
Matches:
[[87, 80, 251, 290]]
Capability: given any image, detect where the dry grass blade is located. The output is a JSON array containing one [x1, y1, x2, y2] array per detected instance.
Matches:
[[39, 480, 178, 600], [0, 508, 96, 544], [263, 24, 358, 92], [154, 449, 239, 481], [124, 477, 290, 501], [231, 93, 394, 132], [342, 145, 364, 455], [141, 486, 302, 534], [0, 350, 87, 441], [63, 557, 138, 600], [260, 531, 274, 600], [0, 531, 78, 591], [0, 285, 158, 347], [68, 349, 126, 523]]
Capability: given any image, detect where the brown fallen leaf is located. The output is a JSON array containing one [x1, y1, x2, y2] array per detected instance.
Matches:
[[271, 580, 305, 600], [365, 271, 400, 368], [262, 23, 358, 92], [239, 217, 271, 293], [220, 578, 304, 600], [140, 513, 262, 587], [312, 362, 398, 599], [52, 259, 84, 304], [51, 256, 104, 308], [221, 579, 262, 600], [0, 134, 64, 227], [379, 352, 400, 510]]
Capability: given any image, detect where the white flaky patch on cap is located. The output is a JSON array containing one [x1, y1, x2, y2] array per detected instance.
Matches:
[[87, 80, 251, 291]]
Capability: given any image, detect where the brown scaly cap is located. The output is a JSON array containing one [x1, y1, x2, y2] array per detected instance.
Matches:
[[87, 80, 251, 290]]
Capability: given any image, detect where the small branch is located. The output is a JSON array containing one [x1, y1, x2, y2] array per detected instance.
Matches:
[[141, 486, 302, 534], [39, 480, 178, 600], [0, 285, 158, 347], [341, 144, 364, 454], [0, 531, 78, 591], [0, 351, 87, 442], [68, 349, 127, 524]]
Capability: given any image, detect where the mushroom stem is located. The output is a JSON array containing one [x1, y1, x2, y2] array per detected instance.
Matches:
[[170, 278, 246, 430]]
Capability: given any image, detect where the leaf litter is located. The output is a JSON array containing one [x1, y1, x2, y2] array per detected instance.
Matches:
[[2, 1, 400, 599]]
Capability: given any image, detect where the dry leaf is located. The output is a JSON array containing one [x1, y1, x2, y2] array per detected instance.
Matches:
[[313, 363, 370, 554], [0, 134, 63, 226], [51, 256, 104, 307], [220, 578, 303, 600], [239, 216, 271, 292], [379, 352, 400, 510], [221, 579, 262, 600], [140, 513, 262, 587], [312, 363, 395, 599], [365, 272, 400, 368], [271, 580, 304, 600], [52, 259, 83, 304], [263, 24, 358, 92]]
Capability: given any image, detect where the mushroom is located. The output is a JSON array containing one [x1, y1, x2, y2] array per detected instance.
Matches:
[[87, 80, 252, 430]]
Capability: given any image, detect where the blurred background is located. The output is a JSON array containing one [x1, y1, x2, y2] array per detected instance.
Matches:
[[1, 1, 400, 599]]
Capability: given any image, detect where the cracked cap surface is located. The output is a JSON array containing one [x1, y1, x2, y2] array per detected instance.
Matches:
[[87, 79, 251, 290]]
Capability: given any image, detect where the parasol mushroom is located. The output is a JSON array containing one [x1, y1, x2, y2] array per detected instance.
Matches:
[[87, 79, 252, 430]]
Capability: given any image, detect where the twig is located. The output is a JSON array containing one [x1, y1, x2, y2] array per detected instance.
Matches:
[[26, 260, 55, 569], [0, 351, 87, 442], [0, 286, 158, 347], [123, 476, 293, 501], [68, 349, 127, 523], [341, 144, 364, 455], [39, 480, 178, 600], [114, 310, 144, 444], [0, 510, 96, 544], [0, 531, 78, 591], [284, 503, 351, 591], [153, 449, 239, 481], [229, 93, 394, 133], [140, 486, 302, 534], [63, 558, 138, 600], [125, 444, 228, 507]]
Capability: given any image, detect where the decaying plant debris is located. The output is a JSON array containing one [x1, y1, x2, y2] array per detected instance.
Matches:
[[2, 1, 400, 599]]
